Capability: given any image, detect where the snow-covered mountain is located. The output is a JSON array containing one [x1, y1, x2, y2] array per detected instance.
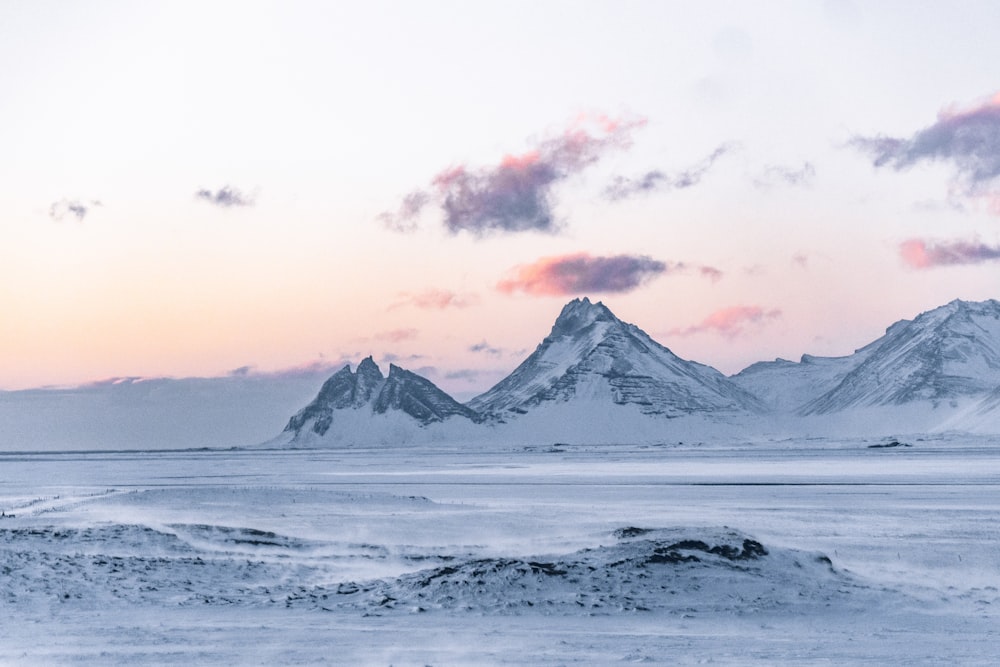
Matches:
[[280, 357, 480, 445], [732, 299, 1000, 417], [730, 354, 861, 414], [11, 296, 999, 452], [273, 297, 1000, 447], [805, 299, 1000, 413], [468, 297, 763, 420]]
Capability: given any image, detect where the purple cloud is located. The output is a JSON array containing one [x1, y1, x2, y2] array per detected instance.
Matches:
[[850, 93, 1000, 208], [497, 252, 671, 296], [604, 143, 736, 201], [444, 369, 483, 381], [380, 114, 646, 235], [377, 190, 431, 232], [195, 185, 255, 208], [900, 238, 1000, 268], [381, 352, 425, 364], [469, 340, 504, 356], [229, 358, 351, 380], [49, 199, 101, 221]]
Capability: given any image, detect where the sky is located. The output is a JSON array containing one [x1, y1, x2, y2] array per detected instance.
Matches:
[[2, 0, 1000, 398]]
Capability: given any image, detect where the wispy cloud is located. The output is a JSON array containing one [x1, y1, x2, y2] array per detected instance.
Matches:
[[380, 114, 646, 235], [226, 358, 349, 380], [699, 265, 724, 282], [670, 305, 782, 338], [389, 289, 479, 311], [469, 340, 504, 357], [195, 185, 255, 208], [603, 143, 736, 201], [849, 92, 1000, 209], [374, 328, 419, 343], [381, 352, 425, 364], [443, 368, 484, 382], [49, 198, 101, 221], [497, 252, 671, 296], [377, 190, 431, 233], [900, 237, 1000, 269], [753, 162, 816, 189]]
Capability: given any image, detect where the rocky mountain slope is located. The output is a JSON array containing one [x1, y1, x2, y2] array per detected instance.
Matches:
[[283, 357, 480, 443], [732, 299, 1000, 415], [468, 298, 763, 421], [803, 299, 1000, 414]]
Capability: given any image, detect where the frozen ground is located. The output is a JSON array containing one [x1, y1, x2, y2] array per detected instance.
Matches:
[[1, 436, 999, 664]]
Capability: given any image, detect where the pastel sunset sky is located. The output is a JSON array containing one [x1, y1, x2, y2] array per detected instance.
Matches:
[[3, 1, 999, 397]]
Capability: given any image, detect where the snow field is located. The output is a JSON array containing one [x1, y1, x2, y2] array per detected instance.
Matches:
[[1, 439, 998, 664]]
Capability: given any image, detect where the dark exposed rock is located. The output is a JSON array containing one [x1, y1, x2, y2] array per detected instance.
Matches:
[[284, 357, 481, 438]]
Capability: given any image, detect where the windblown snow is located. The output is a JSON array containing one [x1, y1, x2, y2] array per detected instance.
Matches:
[[2, 442, 998, 664]]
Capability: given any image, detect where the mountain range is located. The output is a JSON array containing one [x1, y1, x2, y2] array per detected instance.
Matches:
[[278, 296, 1000, 446]]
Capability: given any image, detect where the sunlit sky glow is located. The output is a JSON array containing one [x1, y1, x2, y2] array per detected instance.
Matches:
[[3, 0, 1000, 395]]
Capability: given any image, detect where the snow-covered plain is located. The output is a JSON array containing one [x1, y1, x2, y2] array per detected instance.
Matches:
[[2, 437, 999, 664]]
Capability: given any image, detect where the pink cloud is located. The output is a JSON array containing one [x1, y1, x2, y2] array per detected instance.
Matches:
[[389, 289, 479, 310], [380, 113, 646, 235], [671, 305, 782, 338], [374, 328, 419, 343], [497, 252, 670, 296], [900, 238, 1000, 269], [699, 265, 724, 282]]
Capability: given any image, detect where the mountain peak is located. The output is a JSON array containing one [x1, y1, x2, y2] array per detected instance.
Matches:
[[550, 297, 616, 337], [919, 297, 1000, 322], [283, 358, 479, 440], [356, 356, 385, 384], [799, 297, 1000, 414], [469, 297, 762, 419], [357, 355, 382, 374]]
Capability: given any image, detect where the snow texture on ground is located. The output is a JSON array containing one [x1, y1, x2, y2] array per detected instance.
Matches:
[[1, 439, 999, 664]]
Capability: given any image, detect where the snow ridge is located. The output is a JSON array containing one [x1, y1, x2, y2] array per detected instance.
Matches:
[[334, 527, 877, 616]]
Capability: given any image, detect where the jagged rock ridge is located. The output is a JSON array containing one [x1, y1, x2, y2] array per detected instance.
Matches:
[[284, 357, 480, 438]]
